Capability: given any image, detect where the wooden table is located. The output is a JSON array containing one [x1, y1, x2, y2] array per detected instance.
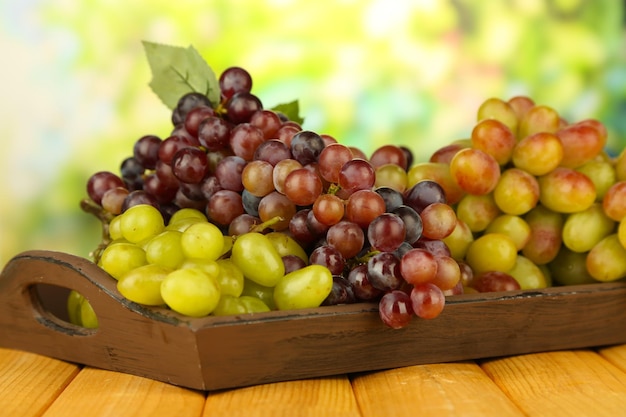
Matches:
[[3, 344, 626, 417]]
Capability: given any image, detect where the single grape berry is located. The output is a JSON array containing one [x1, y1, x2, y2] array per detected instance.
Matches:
[[379, 290, 413, 329], [172, 92, 212, 126], [87, 171, 126, 205], [290, 131, 326, 166], [219, 66, 253, 101], [171, 147, 209, 184], [225, 92, 263, 124]]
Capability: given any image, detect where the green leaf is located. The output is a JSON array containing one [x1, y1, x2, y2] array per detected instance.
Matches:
[[142, 41, 220, 109], [271, 100, 304, 125]]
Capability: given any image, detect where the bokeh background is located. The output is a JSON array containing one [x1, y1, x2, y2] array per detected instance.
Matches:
[[1, 0, 625, 266]]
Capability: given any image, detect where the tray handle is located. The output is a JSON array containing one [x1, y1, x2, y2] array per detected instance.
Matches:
[[0, 250, 206, 389], [0, 249, 167, 337]]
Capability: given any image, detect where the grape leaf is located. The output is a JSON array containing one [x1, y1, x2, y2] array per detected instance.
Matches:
[[142, 41, 220, 109], [271, 100, 304, 125]]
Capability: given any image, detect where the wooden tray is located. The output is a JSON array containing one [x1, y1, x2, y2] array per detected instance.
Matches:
[[1, 250, 626, 391]]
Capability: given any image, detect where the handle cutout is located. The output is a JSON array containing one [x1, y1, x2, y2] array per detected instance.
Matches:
[[31, 283, 99, 334]]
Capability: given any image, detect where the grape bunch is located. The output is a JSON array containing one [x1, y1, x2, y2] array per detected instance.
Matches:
[[80, 66, 470, 330], [419, 96, 626, 292]]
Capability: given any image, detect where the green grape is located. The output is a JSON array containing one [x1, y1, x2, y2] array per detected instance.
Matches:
[[476, 97, 519, 134], [511, 132, 563, 176], [485, 214, 531, 251], [221, 235, 233, 256], [576, 159, 616, 202], [239, 296, 270, 313], [160, 268, 221, 317], [98, 242, 147, 280], [231, 232, 285, 287], [67, 290, 84, 326], [518, 104, 560, 138], [586, 234, 626, 282], [562, 203, 615, 253], [538, 263, 553, 287], [215, 259, 244, 297], [548, 246, 597, 286], [492, 168, 539, 215], [441, 218, 474, 261], [273, 265, 333, 310], [165, 217, 205, 232], [180, 258, 221, 279], [241, 278, 276, 310], [180, 222, 224, 261], [80, 297, 99, 329], [145, 230, 185, 269], [120, 204, 165, 243], [456, 193, 501, 232], [507, 255, 548, 290], [212, 295, 248, 316], [264, 231, 309, 264], [108, 215, 123, 240], [212, 295, 271, 316], [374, 163, 408, 192], [538, 167, 596, 214], [168, 208, 207, 225], [619, 217, 626, 250], [465, 233, 518, 274], [117, 264, 172, 306]]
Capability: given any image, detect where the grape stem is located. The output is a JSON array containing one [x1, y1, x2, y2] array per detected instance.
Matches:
[[326, 183, 341, 196], [80, 198, 114, 263], [350, 249, 381, 267], [249, 216, 284, 233]]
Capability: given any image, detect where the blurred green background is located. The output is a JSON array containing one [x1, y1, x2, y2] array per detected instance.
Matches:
[[1, 0, 625, 266]]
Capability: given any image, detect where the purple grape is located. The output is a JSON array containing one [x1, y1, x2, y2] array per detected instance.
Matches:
[[197, 116, 232, 151], [367, 213, 406, 252], [121, 190, 160, 212], [379, 290, 413, 329], [403, 180, 447, 213], [253, 139, 292, 165], [367, 252, 403, 292], [290, 131, 325, 165], [219, 66, 253, 101], [172, 92, 212, 126], [347, 264, 383, 301], [321, 276, 356, 306], [87, 171, 126, 205], [375, 186, 404, 212], [391, 205, 423, 244], [225, 92, 263, 124], [282, 255, 307, 274], [171, 147, 209, 184], [309, 245, 346, 276]]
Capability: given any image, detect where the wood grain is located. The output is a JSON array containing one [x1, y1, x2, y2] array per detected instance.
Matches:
[[0, 348, 79, 417], [42, 367, 206, 417], [204, 376, 360, 417], [480, 350, 626, 417], [598, 344, 626, 374], [351, 362, 524, 417]]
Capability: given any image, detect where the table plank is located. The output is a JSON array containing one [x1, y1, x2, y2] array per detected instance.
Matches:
[[351, 362, 524, 417], [0, 348, 79, 417], [598, 344, 626, 373], [204, 376, 361, 417], [41, 367, 206, 417], [480, 350, 626, 417]]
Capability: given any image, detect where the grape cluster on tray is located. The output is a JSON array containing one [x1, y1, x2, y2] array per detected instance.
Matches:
[[79, 63, 626, 330]]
